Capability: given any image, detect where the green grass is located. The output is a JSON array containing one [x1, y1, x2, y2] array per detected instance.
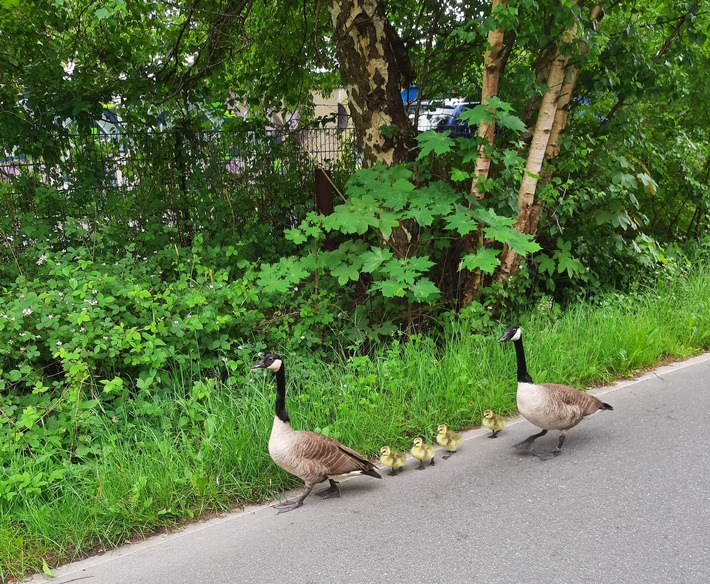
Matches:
[[2, 264, 710, 582]]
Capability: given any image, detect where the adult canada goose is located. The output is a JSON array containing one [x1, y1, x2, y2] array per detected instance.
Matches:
[[498, 325, 613, 460], [410, 437, 435, 469], [482, 410, 505, 438], [435, 424, 463, 459], [379, 446, 407, 476], [251, 353, 381, 513]]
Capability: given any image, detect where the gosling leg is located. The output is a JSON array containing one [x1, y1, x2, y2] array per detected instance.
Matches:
[[489, 430, 500, 438]]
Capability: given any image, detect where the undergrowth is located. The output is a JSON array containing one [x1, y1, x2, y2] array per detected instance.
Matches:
[[1, 262, 709, 581]]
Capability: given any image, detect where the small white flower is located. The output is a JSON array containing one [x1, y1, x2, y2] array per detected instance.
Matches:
[[238, 345, 244, 350], [47, 315, 54, 319], [300, 335, 305, 340], [36, 254, 47, 265], [56, 341, 62, 346], [22, 308, 32, 316]]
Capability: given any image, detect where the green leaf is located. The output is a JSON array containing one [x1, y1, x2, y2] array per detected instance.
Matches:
[[445, 212, 479, 236], [361, 248, 393, 273], [371, 279, 407, 298], [42, 559, 55, 577], [460, 248, 500, 274], [497, 112, 527, 133], [410, 278, 441, 302], [536, 253, 556, 276], [458, 105, 492, 126], [378, 211, 400, 238], [450, 168, 471, 182], [506, 232, 541, 255], [416, 130, 454, 159], [284, 227, 308, 244], [331, 263, 360, 285]]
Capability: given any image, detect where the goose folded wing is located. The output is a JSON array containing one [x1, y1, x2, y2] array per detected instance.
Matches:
[[542, 383, 607, 415], [292, 431, 372, 475]]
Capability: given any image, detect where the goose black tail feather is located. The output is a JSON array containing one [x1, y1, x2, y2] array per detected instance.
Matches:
[[361, 468, 382, 479], [601, 402, 613, 411]]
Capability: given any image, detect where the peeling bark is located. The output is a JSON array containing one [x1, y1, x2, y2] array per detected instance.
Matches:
[[496, 46, 571, 281], [460, 0, 507, 307], [326, 0, 416, 167]]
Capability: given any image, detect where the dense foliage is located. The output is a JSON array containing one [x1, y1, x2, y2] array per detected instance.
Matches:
[[0, 0, 709, 579]]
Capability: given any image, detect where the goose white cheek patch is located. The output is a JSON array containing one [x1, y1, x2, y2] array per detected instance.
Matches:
[[267, 359, 283, 372]]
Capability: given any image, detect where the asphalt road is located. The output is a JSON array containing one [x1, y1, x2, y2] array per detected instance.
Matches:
[[28, 354, 710, 584]]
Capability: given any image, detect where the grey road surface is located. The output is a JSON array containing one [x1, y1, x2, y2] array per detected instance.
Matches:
[[28, 354, 710, 584]]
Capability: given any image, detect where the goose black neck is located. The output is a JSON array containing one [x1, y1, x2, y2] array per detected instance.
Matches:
[[274, 366, 290, 423], [513, 338, 534, 384]]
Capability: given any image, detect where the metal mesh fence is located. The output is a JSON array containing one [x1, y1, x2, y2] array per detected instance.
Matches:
[[0, 125, 359, 222]]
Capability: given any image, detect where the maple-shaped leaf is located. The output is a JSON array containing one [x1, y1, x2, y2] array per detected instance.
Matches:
[[445, 212, 479, 236], [410, 277, 441, 302], [460, 248, 500, 274], [483, 224, 514, 243], [483, 96, 514, 112], [378, 211, 400, 238], [361, 247, 394, 273], [322, 203, 377, 234], [536, 253, 556, 276], [416, 130, 454, 159], [331, 263, 361, 285], [497, 112, 527, 133], [506, 232, 541, 255], [407, 256, 436, 273], [458, 105, 493, 126], [451, 168, 471, 182], [284, 227, 307, 245], [371, 279, 407, 298]]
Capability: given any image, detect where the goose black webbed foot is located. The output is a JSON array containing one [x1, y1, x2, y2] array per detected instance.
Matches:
[[316, 479, 341, 499], [274, 499, 304, 513]]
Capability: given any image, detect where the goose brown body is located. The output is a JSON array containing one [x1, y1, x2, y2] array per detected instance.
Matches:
[[253, 353, 381, 513], [269, 419, 379, 486], [498, 326, 613, 459]]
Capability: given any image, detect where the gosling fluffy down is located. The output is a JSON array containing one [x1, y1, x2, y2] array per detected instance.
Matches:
[[482, 410, 505, 438], [435, 424, 463, 459], [379, 446, 407, 476], [410, 437, 435, 470]]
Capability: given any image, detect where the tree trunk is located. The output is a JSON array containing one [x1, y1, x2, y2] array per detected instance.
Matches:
[[496, 47, 570, 281], [460, 0, 507, 306], [326, 0, 416, 168]]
